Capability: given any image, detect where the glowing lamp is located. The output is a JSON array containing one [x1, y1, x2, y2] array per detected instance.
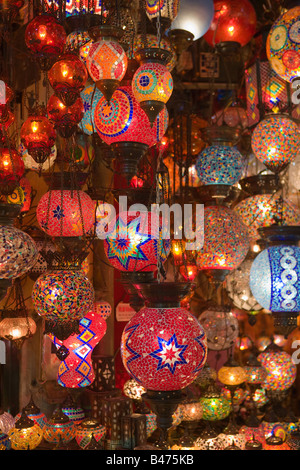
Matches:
[[199, 382, 231, 421], [19, 142, 56, 173], [47, 94, 84, 138], [218, 358, 247, 388], [36, 188, 95, 237], [121, 283, 207, 392], [80, 82, 103, 135], [196, 205, 249, 278], [103, 210, 170, 273], [266, 6, 300, 83], [48, 308, 107, 388], [0, 432, 11, 450], [133, 34, 176, 72], [146, 0, 179, 29], [264, 435, 290, 451], [258, 344, 297, 392], [132, 56, 173, 126], [0, 314, 36, 346], [61, 397, 85, 424], [204, 0, 257, 49], [32, 269, 95, 338], [179, 264, 198, 281], [0, 147, 24, 195], [15, 396, 47, 429], [251, 114, 300, 174], [195, 145, 244, 186], [86, 27, 128, 102], [43, 407, 76, 444], [20, 110, 56, 165], [75, 418, 106, 449], [48, 53, 88, 106], [24, 14, 67, 70], [198, 306, 239, 351], [8, 410, 43, 450], [123, 378, 146, 401], [43, 0, 107, 16]]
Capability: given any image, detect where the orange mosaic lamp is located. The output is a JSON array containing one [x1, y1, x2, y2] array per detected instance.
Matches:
[[8, 409, 43, 450]]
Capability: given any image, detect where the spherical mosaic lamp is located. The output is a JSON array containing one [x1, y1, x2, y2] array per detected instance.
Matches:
[[61, 396, 85, 424], [266, 6, 300, 83], [8, 410, 43, 450], [79, 82, 103, 135], [43, 407, 76, 444], [146, 0, 180, 30], [258, 343, 297, 392], [15, 396, 47, 429], [251, 114, 300, 173], [195, 145, 244, 186], [235, 193, 300, 243], [75, 418, 106, 449], [19, 142, 56, 173], [36, 187, 95, 237], [132, 34, 176, 72], [196, 205, 250, 282], [24, 14, 67, 70], [199, 381, 231, 422], [204, 0, 257, 49], [198, 305, 239, 351], [0, 432, 11, 450], [0, 146, 25, 195], [132, 52, 173, 126], [86, 26, 128, 102], [48, 53, 88, 107]]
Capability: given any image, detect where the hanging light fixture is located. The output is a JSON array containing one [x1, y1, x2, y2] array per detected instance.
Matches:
[[0, 146, 25, 196], [79, 82, 103, 135], [198, 304, 239, 351], [195, 145, 244, 186], [48, 53, 88, 106], [47, 94, 84, 138]]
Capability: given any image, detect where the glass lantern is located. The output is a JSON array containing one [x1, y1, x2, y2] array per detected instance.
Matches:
[[198, 305, 239, 351], [75, 418, 106, 449], [43, 407, 76, 444], [8, 410, 43, 450], [195, 145, 244, 186]]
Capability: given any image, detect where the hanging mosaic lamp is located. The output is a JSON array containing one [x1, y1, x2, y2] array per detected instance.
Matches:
[[121, 282, 207, 436], [258, 341, 297, 393], [48, 307, 108, 388], [48, 53, 88, 107], [146, 0, 180, 31], [86, 24, 128, 103], [0, 310, 36, 348], [199, 381, 231, 422], [43, 406, 76, 445], [15, 395, 47, 429], [198, 304, 239, 351], [36, 173, 95, 237], [251, 113, 300, 174], [195, 144, 244, 186], [8, 409, 43, 450], [266, 6, 300, 83], [25, 14, 67, 71], [19, 141, 56, 173], [132, 47, 173, 126], [20, 105, 56, 165], [196, 205, 250, 284], [94, 83, 168, 181], [0, 145, 25, 196], [250, 225, 300, 334], [6, 177, 32, 214], [47, 94, 84, 138], [132, 34, 177, 73], [203, 0, 257, 51], [79, 82, 103, 135]]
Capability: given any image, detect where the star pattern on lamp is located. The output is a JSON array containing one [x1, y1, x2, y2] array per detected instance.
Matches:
[[149, 333, 188, 374], [105, 215, 153, 270], [122, 323, 142, 383]]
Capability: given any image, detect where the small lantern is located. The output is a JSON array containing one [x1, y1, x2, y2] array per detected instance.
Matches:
[[15, 395, 47, 429], [43, 407, 76, 444], [75, 417, 106, 449], [0, 146, 24, 195], [47, 94, 84, 138], [8, 409, 43, 450]]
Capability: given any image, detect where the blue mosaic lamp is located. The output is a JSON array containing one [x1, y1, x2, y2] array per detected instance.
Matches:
[[195, 145, 244, 185], [250, 225, 300, 334], [80, 82, 103, 135]]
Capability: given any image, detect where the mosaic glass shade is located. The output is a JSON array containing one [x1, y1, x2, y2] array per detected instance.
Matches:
[[212, 106, 248, 129], [132, 34, 176, 72], [226, 258, 263, 312], [0, 411, 15, 434], [65, 30, 91, 53], [44, 0, 106, 16], [0, 432, 11, 450], [36, 189, 95, 237], [179, 401, 203, 421], [48, 53, 88, 106], [49, 309, 107, 388], [123, 378, 146, 400], [195, 145, 244, 185], [8, 416, 43, 450], [196, 205, 249, 271], [25, 14, 67, 69], [94, 299, 112, 320], [221, 386, 247, 406], [146, 0, 179, 21], [264, 436, 290, 450], [43, 408, 76, 444], [47, 94, 84, 137], [61, 404, 84, 424], [15, 397, 47, 429], [0, 147, 24, 195], [121, 305, 207, 391], [235, 194, 300, 242], [170, 0, 214, 41], [250, 245, 300, 312], [0, 316, 36, 343], [240, 423, 265, 447], [258, 349, 297, 391], [0, 225, 38, 279], [75, 418, 106, 449], [19, 142, 56, 172], [20, 113, 56, 164], [200, 395, 231, 421], [7, 177, 32, 213], [80, 82, 103, 135], [217, 432, 246, 450], [203, 0, 257, 48], [103, 210, 170, 272], [218, 363, 247, 387], [86, 38, 127, 83], [132, 61, 173, 107], [266, 6, 300, 83], [94, 85, 169, 147], [32, 269, 95, 322], [251, 114, 300, 173], [198, 307, 239, 350]]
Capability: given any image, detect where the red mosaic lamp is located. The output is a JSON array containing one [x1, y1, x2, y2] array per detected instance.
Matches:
[[204, 0, 257, 52], [47, 94, 84, 138], [0, 145, 25, 195], [48, 53, 88, 106], [20, 105, 56, 165], [25, 14, 67, 71], [86, 24, 128, 103], [121, 282, 207, 443]]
